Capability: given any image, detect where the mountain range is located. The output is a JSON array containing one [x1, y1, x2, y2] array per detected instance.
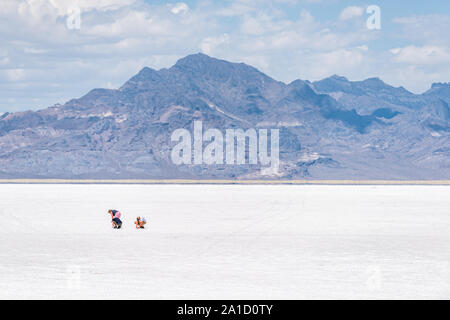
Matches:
[[0, 53, 449, 179]]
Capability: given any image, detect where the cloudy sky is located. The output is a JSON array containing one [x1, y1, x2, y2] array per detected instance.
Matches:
[[1, 0, 450, 113]]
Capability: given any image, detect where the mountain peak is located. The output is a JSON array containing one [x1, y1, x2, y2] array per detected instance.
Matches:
[[174, 53, 222, 68], [361, 77, 384, 84], [312, 75, 352, 93], [329, 75, 349, 82], [425, 82, 450, 99], [172, 53, 234, 75], [430, 82, 450, 89], [134, 66, 159, 78], [170, 53, 278, 86], [119, 66, 160, 91]]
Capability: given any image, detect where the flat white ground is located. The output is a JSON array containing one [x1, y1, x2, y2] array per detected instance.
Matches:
[[0, 184, 449, 299]]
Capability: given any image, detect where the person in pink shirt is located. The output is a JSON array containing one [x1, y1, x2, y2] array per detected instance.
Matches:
[[108, 209, 122, 229]]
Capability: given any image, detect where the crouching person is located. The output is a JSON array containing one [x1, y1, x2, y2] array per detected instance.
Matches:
[[108, 209, 122, 229], [135, 216, 147, 229]]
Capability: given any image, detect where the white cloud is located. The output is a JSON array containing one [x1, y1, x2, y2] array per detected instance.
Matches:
[[170, 2, 189, 15], [24, 47, 47, 54], [357, 45, 368, 51], [83, 11, 155, 38], [339, 6, 364, 21], [241, 15, 266, 35], [5, 69, 26, 82], [390, 45, 450, 65], [200, 34, 230, 55], [309, 49, 365, 77], [3, 0, 136, 21], [0, 57, 10, 66], [393, 14, 450, 46], [240, 12, 291, 36], [48, 0, 136, 15]]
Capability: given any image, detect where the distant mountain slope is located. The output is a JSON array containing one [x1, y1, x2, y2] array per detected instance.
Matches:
[[424, 82, 450, 103], [0, 53, 448, 179], [312, 75, 449, 133]]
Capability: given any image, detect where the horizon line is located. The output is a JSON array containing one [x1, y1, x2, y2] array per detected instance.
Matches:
[[0, 179, 449, 185]]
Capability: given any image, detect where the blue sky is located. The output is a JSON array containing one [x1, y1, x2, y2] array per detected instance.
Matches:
[[1, 0, 450, 113]]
